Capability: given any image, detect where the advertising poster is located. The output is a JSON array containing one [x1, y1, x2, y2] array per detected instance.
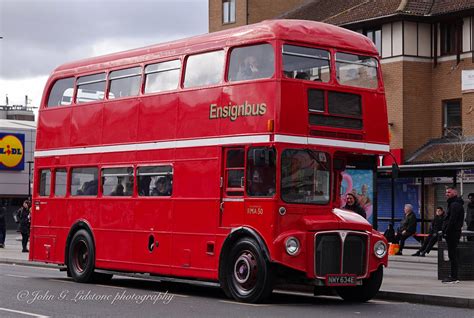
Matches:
[[340, 169, 374, 224]]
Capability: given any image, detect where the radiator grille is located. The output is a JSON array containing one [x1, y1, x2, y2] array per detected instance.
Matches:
[[315, 232, 368, 277]]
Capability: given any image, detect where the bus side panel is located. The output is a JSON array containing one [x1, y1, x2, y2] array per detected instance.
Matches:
[[132, 198, 172, 275], [102, 98, 139, 145], [278, 81, 307, 136], [95, 198, 135, 268], [177, 88, 221, 139], [138, 93, 178, 142], [364, 93, 389, 144], [70, 103, 103, 147], [220, 82, 277, 135], [170, 148, 220, 278], [36, 108, 71, 150]]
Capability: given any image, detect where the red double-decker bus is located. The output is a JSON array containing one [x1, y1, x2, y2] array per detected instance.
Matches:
[[31, 20, 389, 303]]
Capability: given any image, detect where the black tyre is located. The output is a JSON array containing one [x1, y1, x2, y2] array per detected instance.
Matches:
[[221, 237, 274, 303], [68, 229, 96, 283], [336, 266, 383, 302]]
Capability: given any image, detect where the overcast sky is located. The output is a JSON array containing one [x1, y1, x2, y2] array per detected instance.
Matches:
[[0, 0, 208, 107]]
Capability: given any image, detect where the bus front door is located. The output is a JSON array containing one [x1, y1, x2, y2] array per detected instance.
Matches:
[[220, 148, 245, 228]]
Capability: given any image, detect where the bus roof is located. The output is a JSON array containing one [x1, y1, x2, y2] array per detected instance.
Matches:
[[53, 19, 378, 75]]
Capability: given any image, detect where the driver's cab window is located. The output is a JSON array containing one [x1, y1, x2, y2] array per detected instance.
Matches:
[[224, 148, 245, 196], [246, 147, 276, 197]]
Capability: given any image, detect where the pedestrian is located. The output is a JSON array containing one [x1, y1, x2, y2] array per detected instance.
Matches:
[[394, 204, 417, 255], [383, 223, 397, 243], [0, 200, 6, 248], [17, 200, 31, 253], [466, 193, 474, 242], [412, 207, 445, 257], [343, 192, 367, 218], [442, 186, 465, 284]]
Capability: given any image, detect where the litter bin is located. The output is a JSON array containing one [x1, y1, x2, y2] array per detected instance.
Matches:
[[438, 231, 474, 280]]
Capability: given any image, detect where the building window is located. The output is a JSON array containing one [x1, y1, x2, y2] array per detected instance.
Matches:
[[443, 100, 462, 137], [222, 0, 235, 24], [440, 22, 460, 56], [364, 28, 381, 54]]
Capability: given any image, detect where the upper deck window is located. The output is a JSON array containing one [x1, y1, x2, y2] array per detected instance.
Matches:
[[108, 67, 141, 99], [184, 50, 224, 88], [228, 44, 274, 82], [335, 53, 378, 89], [76, 73, 106, 104], [282, 45, 330, 82], [47, 77, 74, 107], [145, 59, 181, 94]]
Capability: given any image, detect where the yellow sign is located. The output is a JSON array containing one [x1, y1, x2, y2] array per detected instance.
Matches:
[[0, 134, 25, 169]]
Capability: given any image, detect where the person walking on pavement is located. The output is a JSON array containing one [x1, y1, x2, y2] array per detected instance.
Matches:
[[442, 187, 465, 284], [466, 193, 474, 242], [412, 207, 445, 257], [17, 200, 31, 253], [394, 204, 417, 255], [0, 200, 6, 248]]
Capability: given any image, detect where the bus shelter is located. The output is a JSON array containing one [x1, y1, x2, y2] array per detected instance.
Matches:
[[376, 161, 474, 233]]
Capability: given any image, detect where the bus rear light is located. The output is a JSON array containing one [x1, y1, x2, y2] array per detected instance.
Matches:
[[267, 119, 274, 132]]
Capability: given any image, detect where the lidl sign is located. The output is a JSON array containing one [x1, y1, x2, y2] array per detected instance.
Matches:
[[0, 133, 25, 171]]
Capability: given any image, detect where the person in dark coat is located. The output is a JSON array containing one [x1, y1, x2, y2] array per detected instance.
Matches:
[[343, 193, 366, 219], [394, 203, 417, 255], [412, 207, 445, 257], [0, 200, 6, 248], [466, 193, 474, 242], [383, 223, 397, 243], [442, 187, 465, 284], [17, 200, 31, 253]]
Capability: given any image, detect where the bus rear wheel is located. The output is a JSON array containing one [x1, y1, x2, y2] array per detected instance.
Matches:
[[223, 237, 274, 303], [336, 266, 383, 302], [68, 229, 96, 283]]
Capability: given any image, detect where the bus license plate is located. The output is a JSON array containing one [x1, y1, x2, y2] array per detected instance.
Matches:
[[326, 274, 357, 286]]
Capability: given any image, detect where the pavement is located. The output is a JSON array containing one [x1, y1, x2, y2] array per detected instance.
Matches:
[[1, 231, 473, 309]]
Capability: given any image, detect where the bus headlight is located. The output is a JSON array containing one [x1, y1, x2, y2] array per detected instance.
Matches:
[[374, 240, 387, 258], [285, 237, 300, 256]]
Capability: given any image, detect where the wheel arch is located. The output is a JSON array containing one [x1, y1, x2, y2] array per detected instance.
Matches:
[[64, 220, 96, 267], [218, 226, 271, 282]]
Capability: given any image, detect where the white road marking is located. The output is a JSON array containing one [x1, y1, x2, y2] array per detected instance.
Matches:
[[96, 284, 125, 290], [49, 279, 73, 284], [5, 274, 29, 278], [219, 300, 268, 307], [0, 263, 60, 271], [153, 291, 189, 298], [0, 307, 50, 318]]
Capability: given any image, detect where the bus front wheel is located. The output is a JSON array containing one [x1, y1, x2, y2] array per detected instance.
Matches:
[[68, 229, 96, 283], [336, 266, 383, 302], [223, 237, 274, 303]]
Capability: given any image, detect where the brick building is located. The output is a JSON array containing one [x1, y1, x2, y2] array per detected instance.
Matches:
[[208, 0, 474, 230]]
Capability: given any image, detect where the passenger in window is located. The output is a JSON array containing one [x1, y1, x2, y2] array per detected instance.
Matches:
[[111, 184, 124, 196], [236, 56, 261, 81], [151, 177, 171, 196], [139, 176, 151, 196]]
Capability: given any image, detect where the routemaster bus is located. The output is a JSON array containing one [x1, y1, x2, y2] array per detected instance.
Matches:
[[31, 20, 390, 303]]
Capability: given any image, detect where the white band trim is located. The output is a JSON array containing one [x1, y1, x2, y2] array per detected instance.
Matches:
[[34, 134, 389, 158], [274, 135, 389, 152], [34, 135, 270, 158]]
